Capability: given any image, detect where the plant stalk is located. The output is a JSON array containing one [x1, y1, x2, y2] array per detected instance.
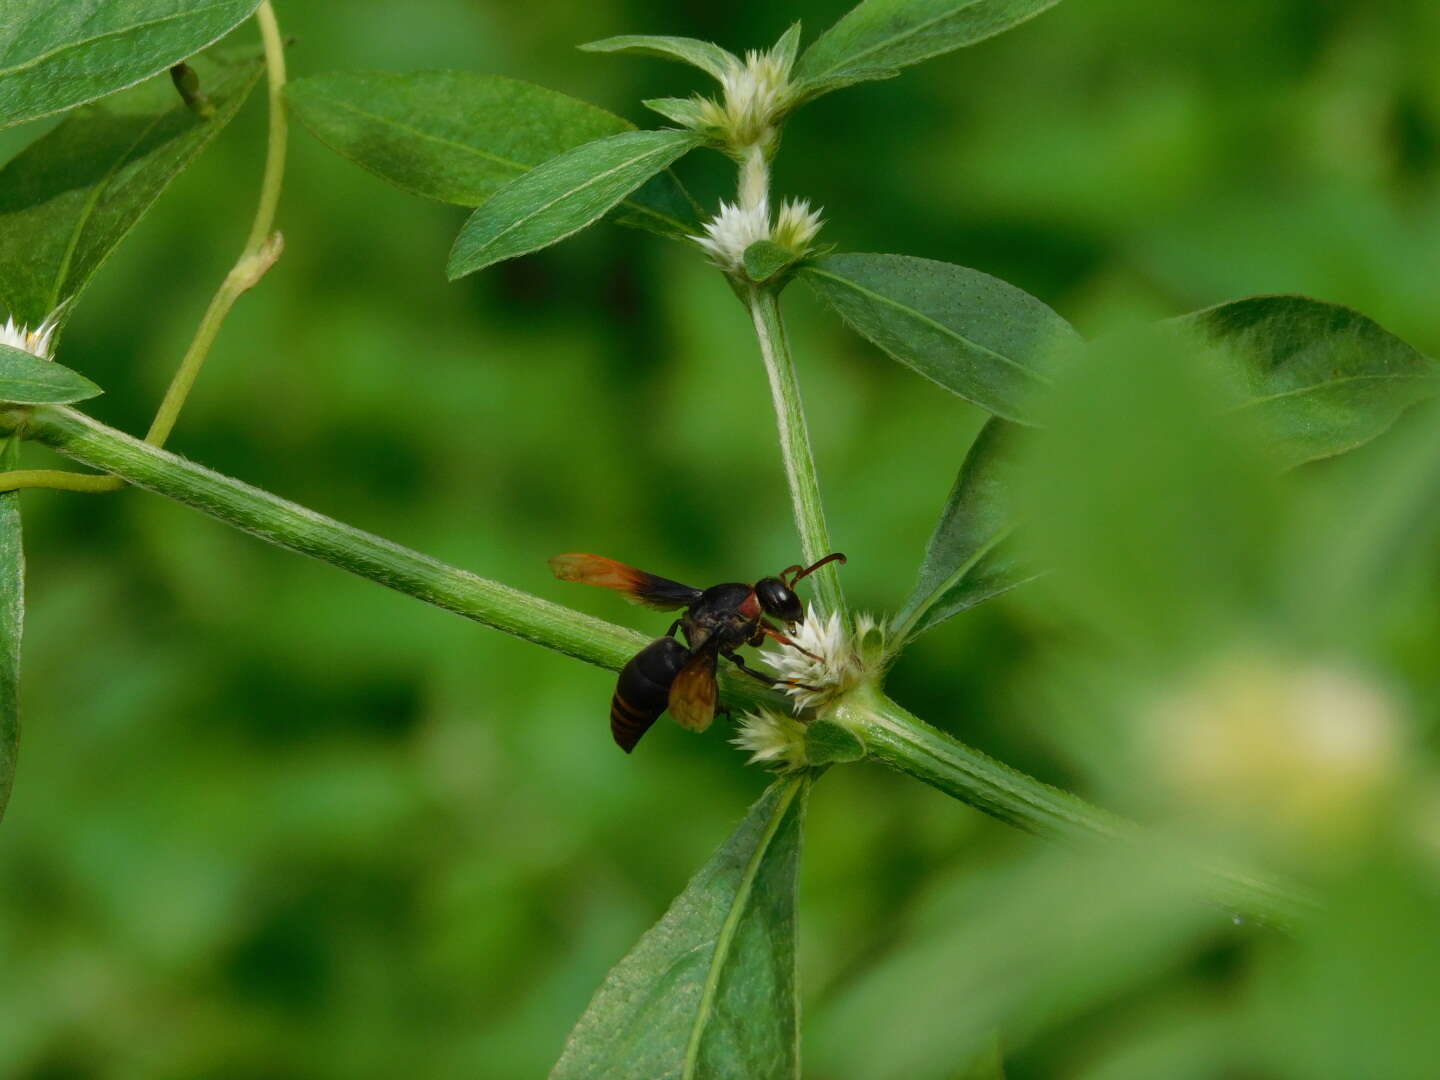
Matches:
[[0, 1, 289, 493], [854, 691, 1316, 929], [0, 402, 1310, 924], [747, 287, 845, 616]]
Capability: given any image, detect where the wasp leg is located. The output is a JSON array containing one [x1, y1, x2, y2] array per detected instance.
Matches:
[[666, 619, 683, 638], [723, 651, 820, 692], [761, 624, 822, 663]]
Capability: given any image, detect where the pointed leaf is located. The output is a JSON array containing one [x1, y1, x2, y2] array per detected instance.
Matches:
[[0, 436, 20, 824], [895, 418, 1039, 641], [580, 35, 738, 82], [644, 96, 710, 129], [0, 53, 262, 329], [795, 0, 1065, 98], [447, 129, 698, 278], [1168, 296, 1440, 469], [0, 0, 261, 129], [771, 23, 804, 72], [0, 344, 101, 404], [551, 775, 810, 1080], [800, 253, 1079, 423], [285, 71, 699, 238]]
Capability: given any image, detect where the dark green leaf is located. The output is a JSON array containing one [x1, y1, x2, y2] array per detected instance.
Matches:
[[0, 53, 262, 329], [551, 775, 810, 1080], [579, 35, 738, 81], [0, 435, 20, 824], [0, 344, 102, 404], [447, 129, 698, 279], [0, 0, 261, 129], [795, 0, 1064, 97], [286, 71, 699, 239], [801, 254, 1079, 423], [743, 240, 800, 284], [895, 418, 1039, 642], [1169, 296, 1440, 469]]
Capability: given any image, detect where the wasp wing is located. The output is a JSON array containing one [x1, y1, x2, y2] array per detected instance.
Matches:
[[549, 553, 702, 611], [667, 645, 718, 733]]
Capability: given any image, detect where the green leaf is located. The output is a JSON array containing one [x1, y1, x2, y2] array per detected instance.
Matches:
[[895, 418, 1039, 642], [579, 35, 738, 82], [551, 775, 810, 1080], [447, 129, 698, 279], [800, 254, 1079, 423], [0, 52, 262, 329], [0, 344, 102, 404], [1168, 296, 1440, 469], [771, 22, 804, 72], [644, 96, 711, 129], [743, 240, 800, 284], [286, 71, 699, 240], [0, 0, 261, 129], [0, 436, 21, 824], [795, 0, 1065, 97]]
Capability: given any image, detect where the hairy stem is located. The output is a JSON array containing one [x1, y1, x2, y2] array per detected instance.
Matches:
[[851, 690, 1315, 929], [747, 287, 845, 616], [0, 1, 289, 494], [2, 402, 1308, 924]]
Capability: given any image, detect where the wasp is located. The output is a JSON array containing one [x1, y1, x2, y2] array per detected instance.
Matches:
[[549, 552, 847, 752]]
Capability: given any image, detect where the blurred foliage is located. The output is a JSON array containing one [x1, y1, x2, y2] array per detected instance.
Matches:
[[2, 0, 1440, 1076]]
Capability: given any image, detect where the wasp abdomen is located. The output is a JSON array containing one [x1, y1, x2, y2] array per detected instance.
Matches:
[[611, 636, 691, 753]]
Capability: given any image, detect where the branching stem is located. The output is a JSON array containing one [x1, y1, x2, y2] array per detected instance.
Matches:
[[0, 403, 1311, 927], [0, 1, 289, 493]]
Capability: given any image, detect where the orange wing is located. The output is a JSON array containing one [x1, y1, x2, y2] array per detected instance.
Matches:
[[667, 647, 718, 733], [549, 553, 702, 611]]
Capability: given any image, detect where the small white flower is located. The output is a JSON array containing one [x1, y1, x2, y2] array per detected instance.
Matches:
[[0, 309, 62, 360], [772, 198, 824, 255], [692, 197, 772, 271], [691, 195, 824, 274], [765, 605, 881, 711], [715, 47, 792, 146], [732, 706, 808, 771]]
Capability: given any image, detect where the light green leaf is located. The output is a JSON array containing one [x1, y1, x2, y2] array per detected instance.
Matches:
[[0, 344, 102, 404], [1168, 296, 1440, 469], [0, 53, 262, 330], [285, 71, 700, 239], [0, 0, 261, 129], [644, 96, 711, 129], [894, 418, 1039, 642], [579, 35, 738, 82], [743, 239, 800, 284], [771, 22, 804, 71], [795, 0, 1065, 97], [0, 435, 20, 824], [447, 129, 698, 279], [551, 775, 810, 1080], [801, 254, 1079, 423]]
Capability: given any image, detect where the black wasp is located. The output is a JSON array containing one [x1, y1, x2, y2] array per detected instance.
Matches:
[[549, 552, 847, 752]]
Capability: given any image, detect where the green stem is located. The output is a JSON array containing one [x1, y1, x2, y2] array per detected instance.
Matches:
[[145, 0, 288, 448], [852, 690, 1315, 928], [0, 404, 781, 710], [0, 1, 289, 494], [1, 402, 1309, 924], [747, 287, 845, 616]]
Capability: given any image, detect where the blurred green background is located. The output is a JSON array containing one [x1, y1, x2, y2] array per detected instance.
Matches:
[[3, 0, 1440, 1076]]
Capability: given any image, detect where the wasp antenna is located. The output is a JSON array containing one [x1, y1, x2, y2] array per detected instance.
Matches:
[[788, 552, 847, 585]]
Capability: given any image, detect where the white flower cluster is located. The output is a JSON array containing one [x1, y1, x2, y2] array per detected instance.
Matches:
[[765, 606, 881, 711], [692, 196, 823, 273], [694, 44, 795, 149], [732, 706, 808, 771], [0, 310, 60, 360]]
